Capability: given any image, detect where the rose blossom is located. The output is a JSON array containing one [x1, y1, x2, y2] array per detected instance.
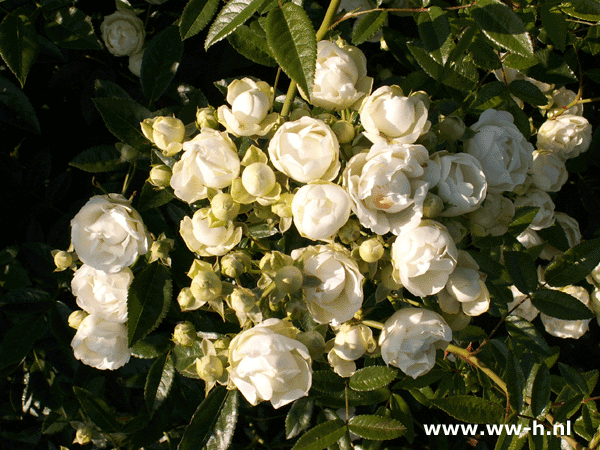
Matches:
[[547, 87, 583, 119], [379, 307, 452, 378], [100, 10, 145, 57], [292, 244, 363, 324], [464, 109, 534, 193], [180, 208, 242, 257], [391, 220, 458, 298], [536, 114, 592, 160], [360, 85, 430, 145], [71, 194, 149, 273], [342, 143, 440, 235], [529, 149, 568, 192], [292, 183, 351, 241], [540, 286, 592, 339], [141, 116, 185, 156], [71, 315, 131, 370], [268, 116, 340, 183], [228, 319, 311, 408], [514, 188, 555, 231], [506, 286, 539, 322], [170, 129, 240, 203], [71, 264, 132, 323], [467, 193, 515, 237]]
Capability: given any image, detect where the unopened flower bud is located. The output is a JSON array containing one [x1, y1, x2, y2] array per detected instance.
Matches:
[[274, 265, 303, 294], [73, 426, 93, 445], [196, 106, 219, 130], [242, 163, 276, 197], [380, 263, 401, 291], [230, 288, 257, 313], [422, 193, 444, 218], [359, 238, 384, 263], [149, 165, 172, 188], [177, 287, 199, 311], [315, 113, 335, 124], [211, 192, 240, 221], [331, 120, 355, 144], [289, 107, 311, 121], [271, 192, 294, 218], [260, 251, 294, 274], [54, 250, 73, 271], [173, 321, 196, 347], [338, 219, 361, 244], [68, 310, 89, 329], [142, 117, 185, 156], [119, 143, 138, 162], [196, 354, 224, 382], [191, 271, 222, 304], [439, 115, 466, 141], [221, 251, 251, 278]]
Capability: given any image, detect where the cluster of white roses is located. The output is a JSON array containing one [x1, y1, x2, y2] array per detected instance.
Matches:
[[62, 38, 596, 410]]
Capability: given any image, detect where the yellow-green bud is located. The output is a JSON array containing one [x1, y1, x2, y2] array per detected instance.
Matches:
[[289, 107, 311, 121], [53, 250, 73, 271], [211, 192, 240, 221], [439, 115, 466, 141], [221, 251, 251, 278], [149, 165, 172, 188], [73, 426, 93, 445], [240, 145, 268, 166], [315, 113, 335, 124], [196, 106, 219, 130], [196, 354, 224, 382], [379, 263, 401, 291], [271, 192, 294, 218], [173, 321, 197, 347], [142, 117, 185, 156], [260, 251, 294, 273], [191, 271, 222, 304], [422, 193, 444, 219], [359, 238, 384, 263], [68, 310, 88, 329], [274, 265, 303, 294], [177, 287, 201, 311], [230, 287, 257, 313], [119, 143, 138, 162], [338, 219, 361, 244], [242, 162, 276, 197], [188, 259, 213, 279], [331, 120, 356, 144]]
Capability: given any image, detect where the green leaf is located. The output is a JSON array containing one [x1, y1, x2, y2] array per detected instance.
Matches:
[[141, 26, 183, 105], [503, 251, 538, 295], [505, 316, 552, 358], [311, 370, 345, 393], [265, 3, 316, 97], [94, 79, 132, 99], [291, 420, 346, 450], [0, 315, 46, 372], [178, 387, 236, 450], [314, 387, 391, 409], [529, 363, 551, 418], [347, 415, 405, 440], [205, 0, 270, 50], [131, 333, 172, 359], [93, 97, 152, 149], [505, 350, 525, 413], [145, 353, 175, 415], [544, 238, 600, 287], [127, 262, 173, 347], [43, 7, 103, 50], [507, 206, 540, 237], [0, 75, 41, 133], [352, 10, 388, 46], [203, 390, 239, 450], [349, 366, 398, 392], [180, 0, 220, 40], [69, 145, 125, 173], [560, 0, 600, 21], [172, 338, 203, 379], [509, 80, 548, 106], [137, 182, 176, 212], [416, 6, 451, 64], [0, 14, 39, 87], [530, 289, 594, 320], [228, 24, 277, 67], [558, 362, 590, 395], [526, 48, 577, 85], [469, 36, 502, 70], [429, 395, 505, 423], [286, 397, 314, 439], [470, 0, 534, 57], [73, 387, 121, 433], [471, 80, 509, 111], [540, 5, 567, 51]]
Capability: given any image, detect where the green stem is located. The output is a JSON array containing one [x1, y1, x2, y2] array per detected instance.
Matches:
[[122, 162, 137, 197], [362, 319, 384, 330], [446, 344, 508, 395]]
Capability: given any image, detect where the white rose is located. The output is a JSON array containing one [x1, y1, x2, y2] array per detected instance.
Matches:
[[391, 220, 458, 298], [467, 193, 515, 237], [71, 315, 131, 370], [464, 109, 534, 193], [342, 143, 440, 235], [360, 85, 430, 145], [529, 149, 568, 192], [540, 286, 592, 339], [327, 348, 357, 378], [71, 264, 131, 323], [305, 40, 372, 110], [540, 212, 582, 261], [292, 183, 351, 241], [180, 208, 242, 257], [587, 262, 600, 288], [170, 129, 240, 203], [547, 87, 583, 118], [141, 116, 185, 155], [71, 194, 149, 273], [128, 49, 144, 76], [432, 152, 487, 217], [292, 244, 364, 325], [268, 116, 340, 183], [100, 10, 145, 57], [217, 78, 278, 137], [514, 188, 555, 231], [333, 323, 376, 361], [228, 319, 311, 408], [517, 228, 544, 251], [536, 115, 592, 160], [507, 285, 539, 322], [379, 307, 452, 378]]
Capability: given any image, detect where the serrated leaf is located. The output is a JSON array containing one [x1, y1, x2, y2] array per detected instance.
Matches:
[[137, 182, 175, 212], [544, 238, 600, 287], [561, 0, 600, 21], [470, 0, 533, 57], [180, 0, 220, 40], [505, 316, 552, 358], [352, 11, 387, 46], [349, 366, 397, 392], [504, 251, 538, 295], [311, 370, 345, 393], [172, 338, 203, 379], [314, 387, 391, 409], [347, 415, 405, 440], [471, 80, 509, 111], [142, 26, 183, 105], [429, 395, 504, 423], [509, 80, 548, 106], [0, 75, 41, 134], [145, 353, 175, 415], [541, 5, 567, 51], [73, 387, 121, 433], [69, 145, 125, 173], [0, 13, 39, 87], [526, 48, 577, 85], [416, 6, 451, 64], [286, 397, 314, 439], [93, 97, 152, 149], [291, 420, 346, 450], [558, 362, 590, 395], [265, 3, 316, 97], [508, 206, 540, 237], [228, 24, 277, 67], [529, 362, 550, 418], [44, 7, 103, 50], [131, 333, 172, 359], [0, 315, 46, 372], [469, 36, 502, 70], [205, 0, 270, 50], [505, 350, 525, 413], [127, 262, 172, 347], [203, 390, 239, 450], [530, 289, 594, 320]]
